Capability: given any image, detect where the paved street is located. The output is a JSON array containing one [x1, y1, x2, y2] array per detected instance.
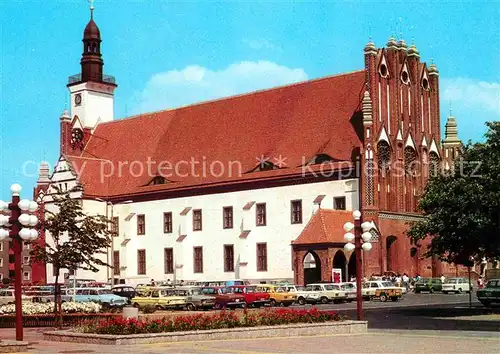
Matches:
[[1, 293, 498, 353]]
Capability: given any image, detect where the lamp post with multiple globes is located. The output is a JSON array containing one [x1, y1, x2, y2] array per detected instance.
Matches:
[[0, 184, 39, 341], [343, 210, 374, 321]]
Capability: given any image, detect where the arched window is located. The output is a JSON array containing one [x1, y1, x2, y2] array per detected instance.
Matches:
[[377, 141, 391, 175], [429, 152, 440, 177], [404, 147, 417, 176]]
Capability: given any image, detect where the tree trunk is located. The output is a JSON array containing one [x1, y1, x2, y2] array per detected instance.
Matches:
[[53, 271, 59, 313]]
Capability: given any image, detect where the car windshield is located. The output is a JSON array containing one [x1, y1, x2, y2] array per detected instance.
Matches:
[[381, 282, 394, 287], [98, 289, 112, 295], [486, 280, 499, 288], [341, 284, 354, 290], [445, 279, 458, 284], [324, 285, 339, 290]]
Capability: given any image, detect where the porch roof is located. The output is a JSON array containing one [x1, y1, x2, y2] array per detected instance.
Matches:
[[292, 209, 353, 245]]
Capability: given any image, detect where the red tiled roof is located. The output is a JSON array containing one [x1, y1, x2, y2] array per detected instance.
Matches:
[[68, 70, 366, 197], [292, 209, 353, 245]]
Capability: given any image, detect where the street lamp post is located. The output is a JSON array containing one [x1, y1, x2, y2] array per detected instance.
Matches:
[[343, 210, 373, 321], [0, 184, 40, 341]]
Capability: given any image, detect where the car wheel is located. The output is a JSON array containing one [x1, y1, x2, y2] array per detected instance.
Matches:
[[283, 303, 292, 307], [269, 299, 276, 307], [298, 297, 306, 305], [443, 291, 448, 294], [457, 288, 462, 294], [320, 297, 329, 304], [379, 294, 388, 302], [415, 290, 421, 294], [186, 303, 195, 311], [482, 301, 491, 308]]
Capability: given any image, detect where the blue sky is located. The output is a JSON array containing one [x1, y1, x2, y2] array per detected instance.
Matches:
[[1, 0, 499, 201]]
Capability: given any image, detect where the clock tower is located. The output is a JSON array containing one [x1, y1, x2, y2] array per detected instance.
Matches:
[[66, 4, 117, 130]]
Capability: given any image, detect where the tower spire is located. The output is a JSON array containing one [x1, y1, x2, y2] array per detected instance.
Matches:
[[89, 0, 95, 20]]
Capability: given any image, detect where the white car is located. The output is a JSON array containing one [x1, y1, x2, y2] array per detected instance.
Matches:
[[282, 285, 321, 305], [0, 289, 33, 305], [307, 283, 347, 303], [442, 278, 472, 294], [339, 282, 357, 301]]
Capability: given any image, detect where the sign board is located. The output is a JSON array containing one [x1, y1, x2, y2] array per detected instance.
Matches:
[[332, 268, 342, 283]]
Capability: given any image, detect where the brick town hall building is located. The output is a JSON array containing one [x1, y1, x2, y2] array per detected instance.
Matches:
[[28, 9, 469, 286]]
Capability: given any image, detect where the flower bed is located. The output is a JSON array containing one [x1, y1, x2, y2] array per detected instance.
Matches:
[[0, 302, 111, 328], [0, 313, 119, 328], [0, 302, 102, 315], [79, 308, 344, 335]]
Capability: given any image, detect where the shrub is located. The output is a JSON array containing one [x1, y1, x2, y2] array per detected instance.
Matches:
[[79, 308, 343, 335], [0, 302, 102, 315]]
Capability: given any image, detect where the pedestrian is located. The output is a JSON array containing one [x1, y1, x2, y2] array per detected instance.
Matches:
[[166, 278, 172, 286], [151, 279, 156, 286], [179, 279, 185, 286], [440, 274, 445, 283]]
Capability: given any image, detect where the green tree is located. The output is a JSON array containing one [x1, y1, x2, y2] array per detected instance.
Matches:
[[31, 186, 112, 320], [408, 122, 500, 264]]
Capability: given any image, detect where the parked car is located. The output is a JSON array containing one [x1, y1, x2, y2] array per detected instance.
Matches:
[[414, 278, 443, 293], [339, 282, 357, 301], [111, 285, 136, 302], [442, 278, 472, 294], [477, 279, 500, 307], [172, 286, 215, 311], [363, 281, 403, 302], [0, 289, 32, 305], [131, 288, 186, 310], [225, 285, 270, 308], [200, 286, 245, 309], [280, 285, 320, 305], [306, 283, 347, 304], [75, 288, 128, 308], [254, 284, 296, 307]]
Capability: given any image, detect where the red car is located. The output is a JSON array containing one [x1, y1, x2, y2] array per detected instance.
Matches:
[[200, 286, 245, 309], [225, 285, 270, 308]]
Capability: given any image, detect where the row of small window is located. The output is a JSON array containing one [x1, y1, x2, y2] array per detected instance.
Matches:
[[0, 271, 31, 281], [0, 242, 31, 252], [0, 256, 32, 267], [113, 243, 269, 276], [114, 197, 347, 236]]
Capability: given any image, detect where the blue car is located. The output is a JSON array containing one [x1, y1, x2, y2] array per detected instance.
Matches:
[[74, 288, 128, 308]]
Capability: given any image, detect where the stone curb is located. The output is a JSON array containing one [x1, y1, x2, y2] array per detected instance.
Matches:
[[43, 320, 367, 345], [0, 340, 30, 353]]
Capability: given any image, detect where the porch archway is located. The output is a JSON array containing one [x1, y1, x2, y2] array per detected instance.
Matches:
[[303, 251, 321, 285], [333, 250, 348, 282]]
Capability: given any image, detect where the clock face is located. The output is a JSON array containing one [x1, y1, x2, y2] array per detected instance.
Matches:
[[71, 128, 84, 146], [75, 94, 82, 106]]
